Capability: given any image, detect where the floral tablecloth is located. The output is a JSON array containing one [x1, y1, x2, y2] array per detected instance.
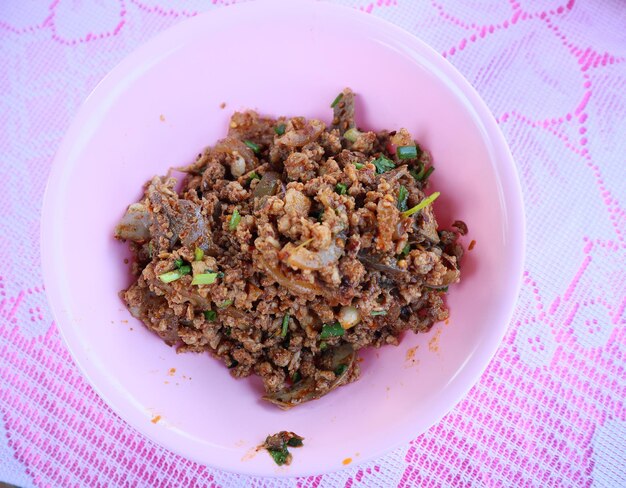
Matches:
[[1, 1, 625, 486]]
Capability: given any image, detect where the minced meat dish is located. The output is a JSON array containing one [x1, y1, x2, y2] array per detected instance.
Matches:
[[115, 88, 465, 409]]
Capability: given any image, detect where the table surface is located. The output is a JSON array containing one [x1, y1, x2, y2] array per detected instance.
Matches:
[[1, 1, 625, 487]]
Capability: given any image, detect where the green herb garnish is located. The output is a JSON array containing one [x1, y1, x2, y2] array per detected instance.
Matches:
[[204, 310, 217, 321], [158, 265, 191, 283], [372, 155, 395, 174], [397, 185, 408, 211], [401, 244, 411, 257], [354, 162, 364, 170], [218, 299, 233, 309], [291, 371, 301, 383], [411, 164, 435, 182], [401, 192, 440, 217], [320, 322, 345, 339], [287, 435, 304, 447], [268, 448, 290, 466], [319, 341, 328, 351], [281, 314, 290, 337], [229, 209, 241, 230], [248, 171, 260, 182], [194, 248, 204, 261], [274, 124, 286, 135], [244, 140, 260, 154], [191, 272, 219, 285], [334, 364, 348, 376], [336, 183, 347, 195], [397, 145, 418, 160], [344, 127, 361, 142], [174, 258, 184, 269], [330, 92, 343, 108], [371, 310, 387, 316]]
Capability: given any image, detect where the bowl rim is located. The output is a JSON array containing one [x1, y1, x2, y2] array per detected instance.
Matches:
[[41, 0, 525, 477]]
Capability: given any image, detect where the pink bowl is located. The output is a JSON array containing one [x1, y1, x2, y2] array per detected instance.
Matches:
[[41, 0, 524, 477]]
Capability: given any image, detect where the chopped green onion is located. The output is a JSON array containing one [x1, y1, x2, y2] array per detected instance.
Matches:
[[401, 192, 441, 217], [248, 171, 260, 182], [319, 341, 328, 351], [291, 371, 302, 383], [204, 310, 217, 321], [354, 162, 364, 170], [320, 322, 345, 339], [217, 271, 225, 279], [411, 164, 435, 182], [421, 166, 435, 182], [218, 299, 233, 309], [244, 140, 260, 154], [401, 244, 411, 257], [397, 185, 409, 211], [174, 258, 184, 269], [194, 248, 204, 261], [158, 265, 191, 283], [372, 155, 395, 174], [336, 183, 347, 195], [274, 124, 286, 136], [268, 448, 290, 466], [371, 310, 387, 316], [426, 286, 449, 293], [397, 145, 418, 160], [287, 435, 304, 447], [281, 314, 290, 337], [330, 92, 343, 108], [191, 272, 219, 285], [224, 327, 231, 336], [344, 128, 361, 142], [229, 209, 241, 230], [334, 364, 348, 376]]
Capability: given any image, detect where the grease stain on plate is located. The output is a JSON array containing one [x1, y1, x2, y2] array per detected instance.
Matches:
[[241, 446, 260, 462]]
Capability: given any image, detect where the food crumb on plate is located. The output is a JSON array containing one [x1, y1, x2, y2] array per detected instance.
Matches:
[[405, 346, 417, 361], [220, 102, 226, 109], [151, 415, 161, 424], [168, 367, 176, 376], [428, 327, 442, 353], [342, 457, 352, 465], [468, 239, 476, 251], [261, 431, 304, 466], [159, 114, 165, 122]]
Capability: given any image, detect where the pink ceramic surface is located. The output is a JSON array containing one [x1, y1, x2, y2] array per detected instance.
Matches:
[[40, 0, 523, 477]]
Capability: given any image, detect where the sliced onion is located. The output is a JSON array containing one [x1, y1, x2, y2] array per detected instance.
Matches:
[[257, 256, 322, 296], [281, 241, 343, 271], [115, 203, 151, 242], [252, 171, 281, 201], [357, 251, 407, 279]]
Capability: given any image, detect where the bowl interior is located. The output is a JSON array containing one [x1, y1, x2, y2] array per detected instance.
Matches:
[[42, 0, 523, 477]]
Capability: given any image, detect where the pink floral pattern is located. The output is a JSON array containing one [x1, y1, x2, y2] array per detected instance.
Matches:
[[1, 0, 625, 486]]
